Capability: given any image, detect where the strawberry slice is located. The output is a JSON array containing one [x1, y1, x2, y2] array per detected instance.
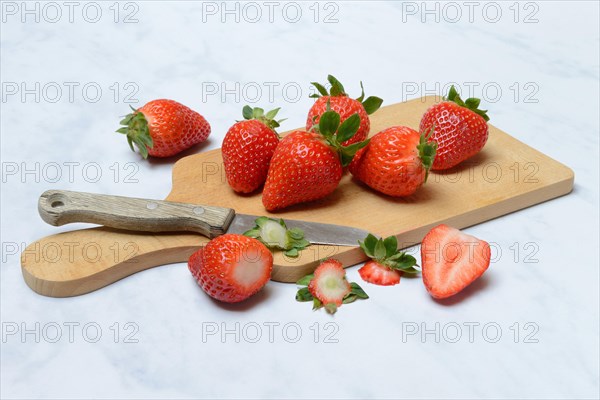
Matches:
[[359, 261, 401, 286], [421, 224, 491, 299], [308, 259, 351, 307], [357, 233, 419, 286], [295, 259, 368, 314]]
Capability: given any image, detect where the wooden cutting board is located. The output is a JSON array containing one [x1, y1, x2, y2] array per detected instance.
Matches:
[[21, 97, 574, 297]]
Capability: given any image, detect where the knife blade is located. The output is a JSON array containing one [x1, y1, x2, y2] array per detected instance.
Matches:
[[38, 190, 369, 247]]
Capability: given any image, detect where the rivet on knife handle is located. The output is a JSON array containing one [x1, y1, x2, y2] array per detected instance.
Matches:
[[38, 190, 235, 238]]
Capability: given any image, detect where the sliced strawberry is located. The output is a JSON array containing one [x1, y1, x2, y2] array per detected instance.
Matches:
[[357, 233, 419, 286], [421, 224, 491, 299], [359, 261, 401, 286], [308, 259, 351, 308], [188, 234, 273, 303]]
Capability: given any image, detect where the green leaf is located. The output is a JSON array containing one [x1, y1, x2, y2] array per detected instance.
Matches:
[[465, 98, 480, 109], [243, 228, 261, 238], [116, 127, 128, 134], [383, 235, 398, 258], [374, 239, 386, 260], [288, 227, 304, 240], [318, 110, 340, 137], [339, 138, 370, 167], [285, 248, 299, 257], [358, 240, 373, 258], [324, 303, 338, 314], [126, 136, 134, 152], [350, 282, 369, 299], [296, 287, 313, 302], [342, 294, 358, 304], [254, 216, 270, 228], [242, 105, 253, 120], [362, 96, 383, 115], [336, 113, 361, 143], [362, 234, 378, 255], [327, 75, 346, 96], [296, 274, 314, 286], [265, 107, 280, 120], [253, 107, 264, 118], [312, 297, 323, 310], [311, 82, 329, 97]]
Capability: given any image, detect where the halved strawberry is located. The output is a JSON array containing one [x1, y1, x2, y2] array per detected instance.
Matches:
[[295, 259, 368, 314], [358, 234, 419, 286], [421, 224, 491, 299], [188, 234, 273, 303]]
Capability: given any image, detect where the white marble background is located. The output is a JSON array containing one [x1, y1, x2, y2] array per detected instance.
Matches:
[[1, 1, 599, 399]]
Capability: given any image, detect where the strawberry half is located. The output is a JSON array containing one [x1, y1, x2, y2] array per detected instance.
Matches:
[[419, 85, 489, 170], [358, 234, 419, 286], [222, 106, 283, 193], [117, 99, 211, 158], [306, 75, 383, 146], [295, 259, 368, 314], [188, 234, 273, 303], [421, 224, 491, 299]]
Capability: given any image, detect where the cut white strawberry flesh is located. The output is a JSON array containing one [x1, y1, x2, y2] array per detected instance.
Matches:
[[233, 247, 271, 289], [309, 260, 351, 306]]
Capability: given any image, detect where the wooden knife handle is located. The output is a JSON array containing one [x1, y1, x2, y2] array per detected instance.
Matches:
[[38, 190, 235, 238]]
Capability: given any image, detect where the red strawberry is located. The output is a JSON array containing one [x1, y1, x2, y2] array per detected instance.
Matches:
[[221, 106, 282, 193], [358, 233, 419, 286], [262, 109, 368, 211], [306, 75, 383, 146], [419, 86, 489, 170], [349, 126, 436, 197], [117, 99, 211, 158], [421, 224, 491, 299], [188, 234, 273, 303], [308, 259, 351, 307]]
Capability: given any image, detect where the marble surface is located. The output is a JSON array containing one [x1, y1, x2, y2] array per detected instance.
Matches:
[[1, 1, 599, 399]]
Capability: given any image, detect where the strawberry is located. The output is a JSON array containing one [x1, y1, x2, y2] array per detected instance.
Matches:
[[419, 85, 490, 170], [262, 108, 369, 211], [349, 126, 437, 197], [188, 234, 273, 303], [295, 259, 368, 314], [306, 75, 383, 146], [221, 106, 283, 193], [117, 99, 211, 158], [421, 224, 491, 299], [358, 233, 419, 286]]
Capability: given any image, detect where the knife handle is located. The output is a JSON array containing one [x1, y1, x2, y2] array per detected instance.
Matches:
[[38, 190, 235, 238]]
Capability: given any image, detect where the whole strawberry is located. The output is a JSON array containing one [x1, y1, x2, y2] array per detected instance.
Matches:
[[306, 75, 383, 146], [419, 86, 489, 170], [117, 99, 211, 158], [222, 106, 283, 193], [262, 109, 368, 211], [349, 126, 436, 197], [188, 234, 273, 303]]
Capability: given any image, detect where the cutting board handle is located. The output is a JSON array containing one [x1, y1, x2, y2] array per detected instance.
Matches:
[[38, 190, 235, 238]]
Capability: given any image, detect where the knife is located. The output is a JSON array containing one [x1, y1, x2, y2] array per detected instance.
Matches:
[[37, 190, 369, 247]]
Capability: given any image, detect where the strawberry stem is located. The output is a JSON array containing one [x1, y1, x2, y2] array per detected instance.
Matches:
[[242, 105, 285, 132], [358, 233, 420, 273], [309, 74, 383, 115], [445, 85, 490, 122], [116, 107, 153, 159], [417, 126, 438, 182]]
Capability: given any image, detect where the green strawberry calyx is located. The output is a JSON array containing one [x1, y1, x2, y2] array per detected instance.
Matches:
[[295, 271, 369, 314], [445, 85, 490, 122], [417, 125, 438, 182], [310, 74, 383, 115], [310, 101, 370, 167], [116, 106, 154, 159], [242, 105, 286, 132], [358, 233, 420, 274], [243, 216, 309, 257]]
